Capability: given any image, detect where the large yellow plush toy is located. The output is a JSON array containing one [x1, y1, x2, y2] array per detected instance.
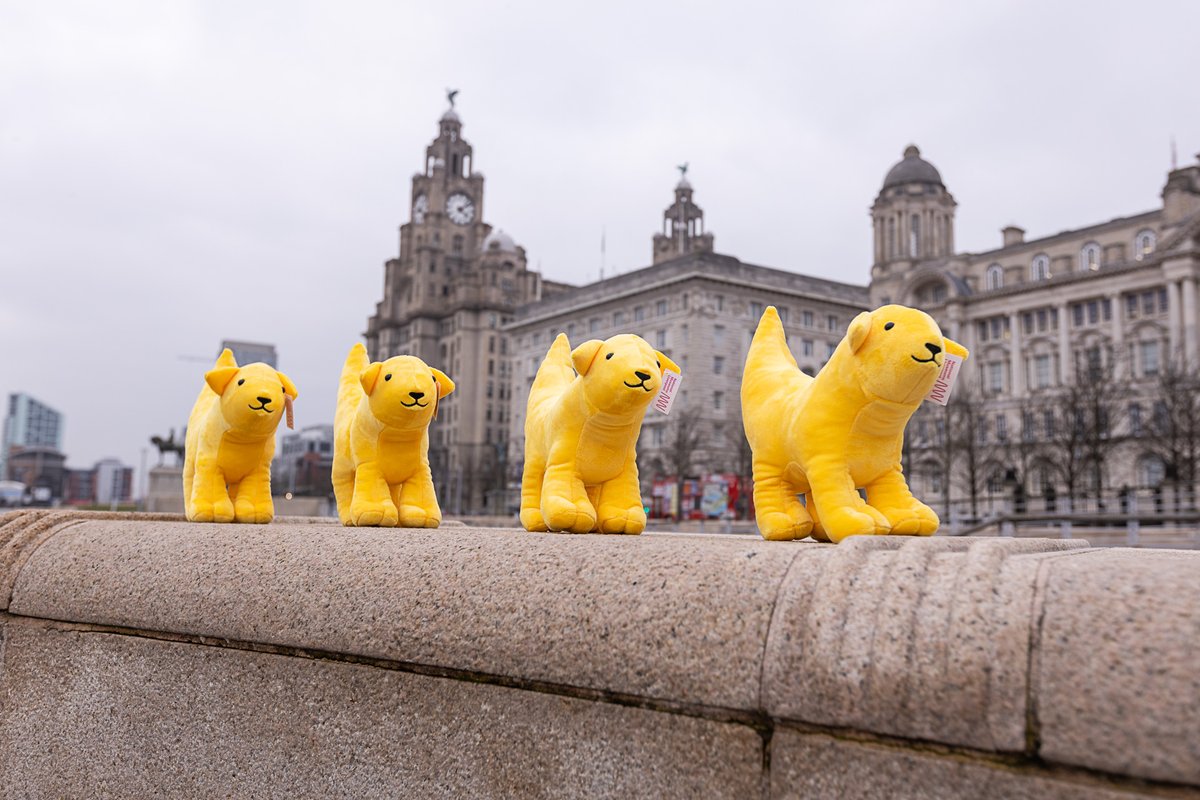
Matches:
[[741, 304, 967, 543], [333, 343, 454, 527], [522, 333, 680, 534], [184, 348, 298, 523]]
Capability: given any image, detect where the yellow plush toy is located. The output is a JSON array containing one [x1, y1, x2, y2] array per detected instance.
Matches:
[[741, 304, 967, 543], [184, 348, 298, 523], [522, 333, 680, 534], [333, 343, 455, 527]]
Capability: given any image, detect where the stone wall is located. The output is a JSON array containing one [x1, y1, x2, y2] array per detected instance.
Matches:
[[0, 509, 1197, 798]]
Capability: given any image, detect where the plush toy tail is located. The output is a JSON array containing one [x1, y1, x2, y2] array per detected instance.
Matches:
[[742, 306, 810, 425], [336, 343, 369, 428], [528, 333, 575, 411]]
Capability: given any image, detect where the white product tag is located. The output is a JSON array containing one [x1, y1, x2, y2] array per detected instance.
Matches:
[[653, 369, 683, 415], [925, 353, 963, 406]]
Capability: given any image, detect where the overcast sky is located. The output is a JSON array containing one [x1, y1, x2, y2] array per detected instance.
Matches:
[[2, 0, 1198, 486]]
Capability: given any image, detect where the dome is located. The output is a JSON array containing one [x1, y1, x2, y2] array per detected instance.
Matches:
[[483, 229, 517, 253], [440, 108, 460, 123], [676, 176, 692, 190], [882, 144, 944, 189]]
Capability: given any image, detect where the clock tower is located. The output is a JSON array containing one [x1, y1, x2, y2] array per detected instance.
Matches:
[[365, 93, 550, 515]]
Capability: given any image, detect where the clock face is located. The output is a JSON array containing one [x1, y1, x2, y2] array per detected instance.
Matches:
[[445, 192, 475, 225], [413, 193, 428, 224]]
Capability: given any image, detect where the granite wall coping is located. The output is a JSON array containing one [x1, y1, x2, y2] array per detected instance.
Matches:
[[1, 511, 1197, 790]]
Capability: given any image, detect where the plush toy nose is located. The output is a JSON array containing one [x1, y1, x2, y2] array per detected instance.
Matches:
[[409, 391, 425, 400], [925, 343, 942, 357], [256, 396, 271, 404], [634, 370, 651, 382]]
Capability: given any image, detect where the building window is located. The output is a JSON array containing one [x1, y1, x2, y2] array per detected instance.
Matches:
[[1140, 340, 1160, 377], [827, 314, 838, 331], [651, 426, 664, 447], [996, 414, 1008, 442], [1130, 403, 1143, 437], [910, 214, 920, 257], [986, 264, 1004, 290], [1031, 254, 1050, 281], [613, 310, 627, 326], [751, 302, 764, 318], [778, 307, 790, 324], [589, 318, 601, 333], [986, 362, 1004, 394], [715, 294, 725, 311], [1022, 411, 1037, 440], [656, 299, 668, 316], [655, 330, 667, 348], [634, 306, 645, 322], [1079, 242, 1101, 271], [802, 339, 814, 357], [713, 325, 725, 346], [1135, 230, 1156, 260], [1072, 304, 1084, 327], [826, 342, 837, 359], [713, 391, 724, 410], [1043, 410, 1056, 437], [1034, 354, 1052, 389], [713, 356, 725, 375], [802, 310, 814, 327], [1138, 454, 1165, 487]]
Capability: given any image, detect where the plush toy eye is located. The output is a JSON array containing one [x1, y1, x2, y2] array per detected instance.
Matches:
[[884, 322, 895, 331], [237, 379, 245, 386], [656, 360, 661, 368], [384, 374, 392, 382], [605, 353, 613, 359]]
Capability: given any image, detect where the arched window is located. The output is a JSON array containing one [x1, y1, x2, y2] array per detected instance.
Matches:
[[986, 263, 1004, 291], [1079, 242, 1101, 272], [1138, 454, 1165, 488], [1030, 254, 1050, 281], [1135, 229, 1156, 260], [910, 214, 921, 258]]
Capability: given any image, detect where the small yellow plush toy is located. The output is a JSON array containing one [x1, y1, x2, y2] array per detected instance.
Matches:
[[741, 304, 967, 543], [184, 348, 298, 523], [333, 343, 455, 527], [522, 333, 680, 534]]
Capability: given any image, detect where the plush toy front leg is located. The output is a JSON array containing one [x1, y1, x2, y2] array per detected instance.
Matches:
[[233, 464, 275, 524], [808, 460, 890, 543], [392, 466, 441, 529], [540, 462, 596, 533], [348, 461, 399, 527], [519, 456, 548, 532], [865, 469, 939, 535], [595, 462, 646, 535], [751, 460, 812, 541], [188, 458, 234, 523]]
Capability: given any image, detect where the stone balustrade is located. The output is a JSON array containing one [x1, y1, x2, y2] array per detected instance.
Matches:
[[0, 509, 1197, 798]]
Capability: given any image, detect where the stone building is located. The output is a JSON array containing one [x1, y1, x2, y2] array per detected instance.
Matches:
[[506, 176, 869, 515], [364, 98, 570, 514], [870, 144, 1200, 512]]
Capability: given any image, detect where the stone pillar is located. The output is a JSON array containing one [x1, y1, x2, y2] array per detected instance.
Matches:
[[1057, 301, 1071, 383], [1183, 276, 1197, 366], [1167, 280, 1182, 363], [1109, 292, 1124, 378], [1009, 312, 1024, 397]]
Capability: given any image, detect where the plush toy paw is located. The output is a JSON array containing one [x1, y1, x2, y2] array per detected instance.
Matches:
[[876, 501, 939, 536], [191, 497, 235, 523], [234, 496, 274, 524], [822, 506, 890, 543], [520, 508, 549, 532], [756, 510, 814, 541], [596, 505, 646, 535], [398, 504, 440, 529], [543, 495, 597, 533], [350, 500, 399, 527]]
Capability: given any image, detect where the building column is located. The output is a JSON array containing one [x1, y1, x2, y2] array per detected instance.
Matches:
[[1183, 276, 1197, 366], [1009, 311, 1024, 397], [1057, 301, 1071, 383], [1167, 280, 1182, 363], [1109, 292, 1124, 378]]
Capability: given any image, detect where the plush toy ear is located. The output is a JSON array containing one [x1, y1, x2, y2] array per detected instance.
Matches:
[[205, 366, 239, 395], [571, 339, 605, 376], [943, 338, 969, 359], [847, 312, 873, 353], [360, 362, 384, 395], [656, 351, 681, 374], [432, 368, 455, 399], [277, 370, 299, 400]]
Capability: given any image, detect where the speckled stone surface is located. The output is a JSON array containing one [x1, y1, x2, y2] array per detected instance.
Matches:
[[8, 517, 806, 709], [0, 620, 762, 799], [1035, 548, 1200, 785], [762, 536, 1087, 752], [769, 728, 1158, 800]]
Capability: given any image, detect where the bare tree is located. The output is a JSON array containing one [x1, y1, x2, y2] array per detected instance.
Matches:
[[664, 407, 704, 520], [947, 383, 987, 520], [724, 419, 754, 519], [1143, 353, 1200, 510]]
